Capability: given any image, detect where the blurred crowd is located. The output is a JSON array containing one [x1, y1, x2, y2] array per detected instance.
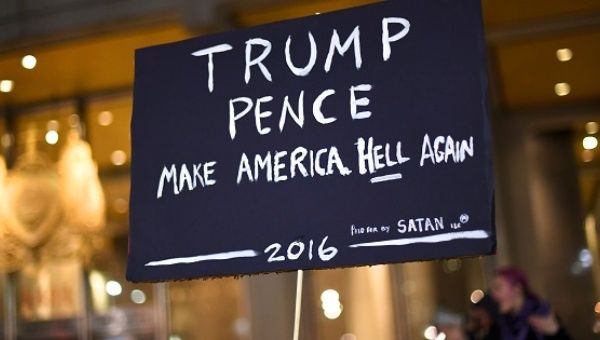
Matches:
[[432, 267, 572, 340]]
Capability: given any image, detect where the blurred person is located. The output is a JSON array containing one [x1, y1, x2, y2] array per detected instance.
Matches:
[[466, 294, 501, 340], [491, 267, 571, 340], [435, 309, 467, 340]]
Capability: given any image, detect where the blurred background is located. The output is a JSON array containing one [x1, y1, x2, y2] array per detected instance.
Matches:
[[0, 0, 599, 339]]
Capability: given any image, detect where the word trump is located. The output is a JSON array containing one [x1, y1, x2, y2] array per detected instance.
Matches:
[[191, 17, 411, 140]]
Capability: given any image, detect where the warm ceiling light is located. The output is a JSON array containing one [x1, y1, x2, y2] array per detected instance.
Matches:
[[21, 55, 37, 69], [554, 82, 571, 96], [586, 122, 599, 135], [583, 136, 598, 150], [97, 111, 114, 126], [111, 150, 128, 166], [0, 80, 14, 93], [556, 48, 573, 62], [45, 130, 59, 145], [595, 301, 600, 314]]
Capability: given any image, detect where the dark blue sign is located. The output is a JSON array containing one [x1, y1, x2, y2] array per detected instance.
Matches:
[[127, 0, 495, 282]]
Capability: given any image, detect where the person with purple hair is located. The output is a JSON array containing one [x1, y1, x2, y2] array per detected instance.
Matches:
[[490, 267, 571, 340]]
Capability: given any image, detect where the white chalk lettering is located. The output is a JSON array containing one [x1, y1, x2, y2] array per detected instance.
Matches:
[[356, 137, 410, 175], [157, 163, 217, 198], [157, 164, 178, 199], [236, 145, 351, 185], [382, 18, 410, 61], [350, 84, 373, 120], [191, 43, 234, 93], [237, 153, 253, 184], [255, 96, 274, 135], [285, 32, 317, 76], [229, 85, 377, 139], [274, 150, 288, 182], [229, 97, 253, 140], [245, 38, 273, 84], [264, 236, 338, 263], [420, 134, 475, 166], [279, 91, 305, 132], [312, 89, 337, 124], [324, 26, 362, 72]]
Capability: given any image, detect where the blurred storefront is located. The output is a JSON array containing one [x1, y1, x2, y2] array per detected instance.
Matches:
[[0, 0, 599, 339]]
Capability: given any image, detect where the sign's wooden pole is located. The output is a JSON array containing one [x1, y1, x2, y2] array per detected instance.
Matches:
[[292, 270, 304, 340]]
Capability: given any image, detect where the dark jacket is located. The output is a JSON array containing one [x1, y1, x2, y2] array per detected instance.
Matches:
[[497, 297, 570, 340]]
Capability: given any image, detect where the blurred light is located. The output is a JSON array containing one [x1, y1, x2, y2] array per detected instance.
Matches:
[[315, 12, 321, 15], [89, 271, 109, 312], [594, 319, 600, 334], [583, 136, 598, 150], [0, 80, 14, 93], [321, 289, 340, 303], [586, 122, 599, 135], [322, 299, 341, 311], [45, 130, 59, 145], [470, 289, 485, 304], [570, 261, 584, 275], [111, 150, 127, 166], [98, 111, 114, 126], [47, 120, 59, 131], [21, 55, 37, 69], [233, 318, 251, 336], [324, 304, 343, 319], [595, 301, 600, 314], [579, 249, 593, 268], [340, 333, 357, 340], [68, 114, 81, 128], [105, 280, 122, 297], [424, 325, 438, 340], [113, 198, 129, 214], [443, 259, 461, 272], [582, 150, 594, 163], [435, 332, 447, 340], [1, 133, 12, 148], [169, 336, 182, 340], [130, 289, 146, 304], [321, 288, 342, 320], [554, 82, 571, 96], [556, 48, 573, 62]]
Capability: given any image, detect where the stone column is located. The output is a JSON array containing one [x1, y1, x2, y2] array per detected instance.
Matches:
[[527, 130, 594, 339]]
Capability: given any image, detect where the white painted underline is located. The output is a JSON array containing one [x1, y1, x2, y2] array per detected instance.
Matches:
[[145, 249, 259, 267], [348, 230, 489, 248], [370, 173, 403, 184]]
